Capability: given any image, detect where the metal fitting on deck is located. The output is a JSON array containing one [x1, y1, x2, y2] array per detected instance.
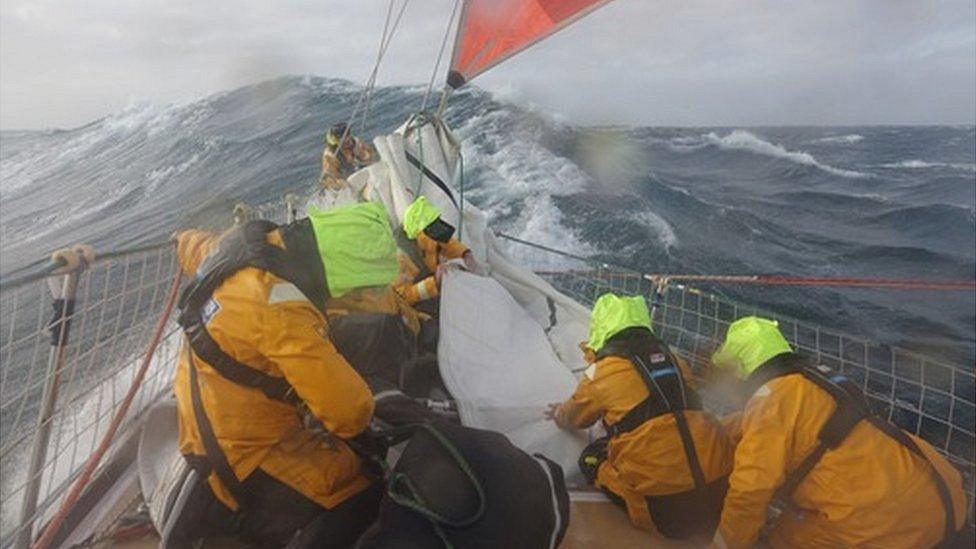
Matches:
[[50, 244, 96, 275]]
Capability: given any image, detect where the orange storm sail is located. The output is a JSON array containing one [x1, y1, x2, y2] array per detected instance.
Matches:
[[446, 0, 614, 89]]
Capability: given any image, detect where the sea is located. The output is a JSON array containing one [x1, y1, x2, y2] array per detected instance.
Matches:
[[1, 75, 974, 364]]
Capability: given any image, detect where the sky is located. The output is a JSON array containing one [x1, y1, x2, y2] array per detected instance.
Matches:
[[1, 0, 974, 129]]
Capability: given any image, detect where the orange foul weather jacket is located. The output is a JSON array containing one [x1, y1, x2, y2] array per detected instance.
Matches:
[[555, 355, 734, 533], [320, 139, 375, 189], [716, 373, 968, 548], [172, 230, 375, 511], [394, 232, 469, 305]]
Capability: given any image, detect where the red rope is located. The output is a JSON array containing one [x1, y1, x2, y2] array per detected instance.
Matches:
[[535, 269, 976, 291], [32, 263, 183, 549]]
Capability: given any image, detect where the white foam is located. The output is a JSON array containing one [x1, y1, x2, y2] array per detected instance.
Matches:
[[809, 134, 865, 145], [703, 130, 870, 179], [876, 160, 976, 172], [635, 211, 677, 249]]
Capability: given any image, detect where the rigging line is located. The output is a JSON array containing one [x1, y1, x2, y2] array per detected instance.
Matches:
[[358, 0, 412, 134], [421, 0, 461, 113], [498, 232, 976, 292], [338, 0, 399, 145]]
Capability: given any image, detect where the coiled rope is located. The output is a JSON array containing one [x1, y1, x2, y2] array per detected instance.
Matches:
[[32, 261, 183, 549]]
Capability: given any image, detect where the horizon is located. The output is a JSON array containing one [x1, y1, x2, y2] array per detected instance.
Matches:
[[1, 74, 975, 134]]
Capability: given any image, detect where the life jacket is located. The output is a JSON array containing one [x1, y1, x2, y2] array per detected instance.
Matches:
[[177, 219, 328, 512], [595, 328, 728, 540], [393, 227, 433, 283], [744, 353, 959, 545]]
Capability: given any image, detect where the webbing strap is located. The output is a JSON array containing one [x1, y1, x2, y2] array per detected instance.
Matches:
[[405, 152, 459, 209], [630, 352, 708, 497], [766, 359, 957, 543], [394, 228, 432, 281], [183, 321, 297, 405], [185, 344, 252, 513]]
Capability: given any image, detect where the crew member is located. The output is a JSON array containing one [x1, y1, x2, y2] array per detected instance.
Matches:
[[320, 122, 376, 189], [547, 293, 734, 541], [172, 202, 401, 547], [394, 196, 476, 307], [711, 316, 968, 548]]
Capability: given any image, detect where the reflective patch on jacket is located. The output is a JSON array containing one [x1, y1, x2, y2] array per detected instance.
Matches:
[[202, 298, 221, 325], [268, 283, 309, 305]]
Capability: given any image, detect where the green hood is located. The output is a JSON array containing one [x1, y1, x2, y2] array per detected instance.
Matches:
[[307, 202, 399, 297], [587, 293, 652, 352], [711, 316, 793, 379], [403, 196, 442, 239]]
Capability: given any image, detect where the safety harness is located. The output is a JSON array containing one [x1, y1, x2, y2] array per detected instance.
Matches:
[[177, 219, 328, 512], [596, 329, 712, 500], [746, 353, 958, 544]]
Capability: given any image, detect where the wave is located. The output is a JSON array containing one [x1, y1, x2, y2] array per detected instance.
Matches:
[[702, 130, 870, 179], [876, 160, 976, 172], [809, 134, 865, 145]]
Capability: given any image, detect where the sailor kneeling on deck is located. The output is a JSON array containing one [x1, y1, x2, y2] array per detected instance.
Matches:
[[171, 202, 400, 547], [710, 316, 969, 549], [547, 293, 735, 541]]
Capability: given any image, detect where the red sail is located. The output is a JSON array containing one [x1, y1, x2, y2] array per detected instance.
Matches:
[[447, 0, 613, 89]]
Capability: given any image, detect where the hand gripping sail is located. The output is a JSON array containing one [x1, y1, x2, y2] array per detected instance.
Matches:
[[447, 0, 614, 89]]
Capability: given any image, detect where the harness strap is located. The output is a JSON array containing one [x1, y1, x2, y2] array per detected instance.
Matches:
[[759, 355, 957, 543], [185, 344, 253, 513], [183, 321, 298, 405], [394, 228, 433, 282], [405, 152, 459, 209]]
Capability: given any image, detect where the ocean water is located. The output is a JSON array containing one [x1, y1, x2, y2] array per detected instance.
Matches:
[[1, 76, 973, 363]]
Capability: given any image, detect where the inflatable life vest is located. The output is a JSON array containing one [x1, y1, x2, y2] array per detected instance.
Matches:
[[591, 328, 728, 540], [744, 353, 959, 545]]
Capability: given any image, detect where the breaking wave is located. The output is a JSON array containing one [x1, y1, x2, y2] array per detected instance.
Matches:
[[702, 130, 871, 179]]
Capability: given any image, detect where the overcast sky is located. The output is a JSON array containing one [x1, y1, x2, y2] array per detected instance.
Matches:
[[1, 0, 974, 129]]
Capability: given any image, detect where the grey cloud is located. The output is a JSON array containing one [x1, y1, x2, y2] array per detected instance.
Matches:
[[1, 0, 973, 129]]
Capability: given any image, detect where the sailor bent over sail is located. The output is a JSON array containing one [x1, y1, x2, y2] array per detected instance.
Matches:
[[710, 317, 968, 549], [171, 202, 400, 547], [547, 293, 734, 540]]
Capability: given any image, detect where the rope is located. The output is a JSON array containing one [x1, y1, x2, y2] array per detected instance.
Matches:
[[498, 233, 976, 292], [420, 0, 461, 113], [32, 264, 183, 549], [349, 0, 411, 139]]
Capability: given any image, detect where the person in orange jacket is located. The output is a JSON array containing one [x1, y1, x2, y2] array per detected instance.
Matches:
[[320, 122, 376, 190], [710, 316, 969, 549], [394, 196, 476, 307], [546, 293, 734, 541], [171, 202, 401, 547]]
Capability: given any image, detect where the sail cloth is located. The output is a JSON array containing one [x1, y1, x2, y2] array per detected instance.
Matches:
[[364, 116, 594, 483], [448, 0, 614, 88]]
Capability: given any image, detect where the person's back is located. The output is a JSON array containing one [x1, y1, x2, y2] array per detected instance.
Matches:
[[712, 317, 968, 548]]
